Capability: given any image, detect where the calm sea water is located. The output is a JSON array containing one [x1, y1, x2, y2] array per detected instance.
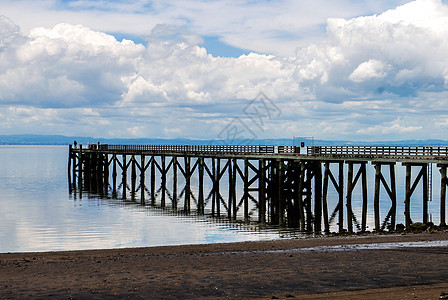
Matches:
[[0, 145, 442, 253], [0, 146, 302, 253]]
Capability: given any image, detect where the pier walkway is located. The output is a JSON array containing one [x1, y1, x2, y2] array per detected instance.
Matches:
[[68, 145, 448, 233]]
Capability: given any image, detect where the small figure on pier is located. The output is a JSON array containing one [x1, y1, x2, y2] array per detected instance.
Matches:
[[73, 140, 77, 148]]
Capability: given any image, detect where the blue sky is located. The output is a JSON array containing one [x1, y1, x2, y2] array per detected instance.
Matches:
[[1, 0, 448, 142]]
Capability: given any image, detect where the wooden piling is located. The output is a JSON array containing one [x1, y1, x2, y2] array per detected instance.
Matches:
[[226, 159, 233, 219], [346, 162, 354, 233], [151, 156, 155, 205], [361, 162, 368, 232], [173, 156, 178, 209], [112, 154, 117, 196], [404, 164, 412, 228], [232, 158, 237, 220], [211, 158, 216, 216], [185, 156, 191, 213], [314, 162, 322, 233], [140, 155, 146, 205], [278, 160, 284, 227], [198, 157, 204, 214], [389, 164, 397, 231], [423, 164, 429, 224], [103, 154, 109, 195], [216, 158, 221, 216], [269, 160, 277, 225], [322, 162, 330, 233], [338, 162, 344, 232], [131, 155, 136, 199], [161, 155, 166, 207], [122, 154, 127, 200], [78, 145, 83, 199], [258, 159, 266, 224], [374, 163, 381, 231], [244, 159, 249, 221], [440, 165, 447, 226]]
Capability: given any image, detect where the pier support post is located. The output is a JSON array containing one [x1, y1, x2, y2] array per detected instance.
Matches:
[[314, 162, 322, 233], [278, 160, 284, 227], [322, 162, 330, 233], [68, 145, 73, 192], [244, 159, 249, 221], [258, 159, 266, 224], [298, 162, 306, 231], [216, 159, 221, 216], [98, 152, 104, 194], [404, 164, 412, 228], [185, 156, 191, 213], [269, 160, 278, 225], [346, 162, 354, 233], [232, 158, 237, 220], [439, 164, 448, 226], [151, 156, 155, 205], [211, 158, 216, 216], [423, 165, 429, 224], [103, 154, 109, 195], [122, 154, 127, 200], [361, 163, 368, 232], [112, 155, 117, 197], [70, 145, 76, 189], [198, 157, 204, 214], [161, 155, 166, 207], [374, 163, 381, 231], [78, 145, 83, 198], [173, 156, 178, 209], [338, 162, 344, 233], [140, 155, 145, 205], [131, 155, 136, 199]]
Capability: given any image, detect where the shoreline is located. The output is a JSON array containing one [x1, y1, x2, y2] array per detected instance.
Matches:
[[2, 232, 448, 299], [0, 229, 448, 256], [2, 230, 446, 255]]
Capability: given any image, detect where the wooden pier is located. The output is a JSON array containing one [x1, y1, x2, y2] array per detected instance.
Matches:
[[68, 144, 448, 233]]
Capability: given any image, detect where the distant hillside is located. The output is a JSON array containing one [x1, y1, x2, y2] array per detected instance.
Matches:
[[0, 134, 448, 147]]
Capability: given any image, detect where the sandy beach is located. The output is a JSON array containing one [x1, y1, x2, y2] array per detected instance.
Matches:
[[1, 232, 448, 299]]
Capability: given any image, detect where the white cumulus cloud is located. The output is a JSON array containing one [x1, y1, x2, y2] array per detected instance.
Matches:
[[349, 59, 390, 82], [0, 0, 448, 141]]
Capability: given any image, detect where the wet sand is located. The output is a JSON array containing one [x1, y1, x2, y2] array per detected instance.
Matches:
[[1, 232, 448, 299]]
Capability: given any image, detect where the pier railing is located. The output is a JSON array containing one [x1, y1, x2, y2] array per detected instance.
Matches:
[[99, 144, 278, 154], [91, 144, 448, 158], [309, 146, 448, 157]]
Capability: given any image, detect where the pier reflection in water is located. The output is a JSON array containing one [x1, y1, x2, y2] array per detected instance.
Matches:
[[69, 188, 312, 246]]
